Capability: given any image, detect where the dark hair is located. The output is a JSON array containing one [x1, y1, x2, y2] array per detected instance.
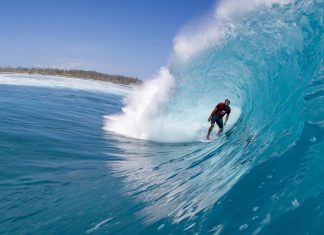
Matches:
[[225, 99, 230, 104]]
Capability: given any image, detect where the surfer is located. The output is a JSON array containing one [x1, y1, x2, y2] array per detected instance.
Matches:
[[206, 99, 231, 140]]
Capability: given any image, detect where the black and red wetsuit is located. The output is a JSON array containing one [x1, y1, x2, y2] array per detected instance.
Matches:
[[214, 102, 231, 118]]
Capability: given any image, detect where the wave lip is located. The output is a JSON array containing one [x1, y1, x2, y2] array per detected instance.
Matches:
[[173, 0, 292, 61]]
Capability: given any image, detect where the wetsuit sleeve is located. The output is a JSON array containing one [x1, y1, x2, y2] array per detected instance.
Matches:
[[227, 107, 231, 114]]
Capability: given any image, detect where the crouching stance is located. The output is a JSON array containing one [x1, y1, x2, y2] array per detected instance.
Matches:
[[206, 99, 231, 140]]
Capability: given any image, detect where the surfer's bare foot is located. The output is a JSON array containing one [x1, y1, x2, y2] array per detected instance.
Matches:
[[206, 136, 211, 140]]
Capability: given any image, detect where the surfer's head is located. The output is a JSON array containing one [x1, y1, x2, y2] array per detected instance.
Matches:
[[225, 99, 230, 106]]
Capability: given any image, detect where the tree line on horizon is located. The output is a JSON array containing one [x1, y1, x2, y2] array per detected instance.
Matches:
[[0, 67, 142, 85]]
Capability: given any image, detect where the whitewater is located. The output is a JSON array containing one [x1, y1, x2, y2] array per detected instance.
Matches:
[[0, 0, 323, 234]]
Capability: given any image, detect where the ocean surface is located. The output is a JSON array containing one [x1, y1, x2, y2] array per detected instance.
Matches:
[[1, 0, 324, 234]]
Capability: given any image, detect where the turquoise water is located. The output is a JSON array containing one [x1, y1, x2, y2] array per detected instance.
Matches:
[[1, 0, 324, 234]]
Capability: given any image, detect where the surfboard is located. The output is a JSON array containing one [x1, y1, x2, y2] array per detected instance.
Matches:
[[199, 138, 214, 143]]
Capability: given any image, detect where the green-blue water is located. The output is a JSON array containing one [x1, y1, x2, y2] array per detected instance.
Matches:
[[1, 0, 324, 234]]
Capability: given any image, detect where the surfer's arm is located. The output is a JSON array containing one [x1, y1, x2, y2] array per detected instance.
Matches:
[[224, 114, 229, 126], [208, 107, 218, 121]]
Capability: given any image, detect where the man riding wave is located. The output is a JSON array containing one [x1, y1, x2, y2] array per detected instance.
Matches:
[[206, 99, 231, 140]]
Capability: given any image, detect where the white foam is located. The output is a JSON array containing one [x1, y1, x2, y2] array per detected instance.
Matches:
[[239, 224, 249, 231], [0, 73, 131, 96], [86, 217, 112, 233], [104, 67, 175, 141], [292, 198, 300, 208]]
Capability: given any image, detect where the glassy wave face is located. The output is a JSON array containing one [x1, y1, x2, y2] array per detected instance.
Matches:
[[0, 0, 323, 235]]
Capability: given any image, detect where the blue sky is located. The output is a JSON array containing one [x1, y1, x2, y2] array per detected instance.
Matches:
[[0, 0, 215, 79]]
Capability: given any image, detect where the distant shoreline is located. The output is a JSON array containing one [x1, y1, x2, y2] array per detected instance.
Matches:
[[0, 67, 142, 85]]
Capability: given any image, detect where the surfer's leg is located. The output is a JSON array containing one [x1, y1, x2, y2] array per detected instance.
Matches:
[[207, 124, 214, 139], [216, 118, 224, 134], [207, 115, 218, 139]]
